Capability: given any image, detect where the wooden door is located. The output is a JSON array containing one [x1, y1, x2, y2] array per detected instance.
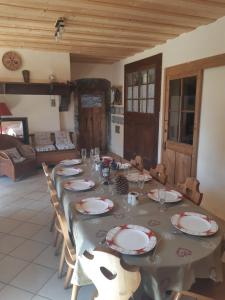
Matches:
[[79, 92, 107, 151], [162, 69, 203, 185], [124, 54, 162, 169]]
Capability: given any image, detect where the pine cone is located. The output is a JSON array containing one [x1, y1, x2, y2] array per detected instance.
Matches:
[[115, 175, 129, 194]]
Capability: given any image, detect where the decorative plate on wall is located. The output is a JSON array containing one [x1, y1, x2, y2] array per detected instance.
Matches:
[[2, 51, 22, 71]]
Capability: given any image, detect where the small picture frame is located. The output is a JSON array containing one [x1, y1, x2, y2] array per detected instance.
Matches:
[[111, 86, 122, 106]]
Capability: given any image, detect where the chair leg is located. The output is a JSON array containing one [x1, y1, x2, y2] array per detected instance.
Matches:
[[50, 211, 56, 232], [55, 233, 63, 256], [64, 266, 73, 289], [71, 285, 79, 300], [53, 230, 59, 247], [58, 240, 66, 278]]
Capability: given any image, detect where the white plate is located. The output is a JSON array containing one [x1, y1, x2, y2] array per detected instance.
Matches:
[[171, 212, 218, 236], [56, 167, 83, 176], [64, 179, 95, 191], [148, 189, 182, 203], [117, 162, 131, 170], [102, 156, 113, 161], [106, 224, 157, 255], [75, 197, 114, 215], [126, 173, 152, 182], [60, 159, 82, 166]]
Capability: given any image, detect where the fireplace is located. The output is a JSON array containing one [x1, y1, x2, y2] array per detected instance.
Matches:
[[0, 117, 29, 144]]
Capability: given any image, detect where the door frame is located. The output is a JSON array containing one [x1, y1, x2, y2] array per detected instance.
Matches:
[[161, 52, 225, 181]]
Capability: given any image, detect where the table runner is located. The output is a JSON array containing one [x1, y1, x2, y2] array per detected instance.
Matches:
[[52, 160, 223, 300]]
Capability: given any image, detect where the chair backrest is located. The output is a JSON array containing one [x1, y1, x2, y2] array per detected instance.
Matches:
[[52, 194, 76, 261], [130, 155, 144, 171], [42, 162, 50, 178], [81, 249, 141, 300], [149, 163, 167, 185], [177, 177, 203, 206], [173, 291, 214, 300]]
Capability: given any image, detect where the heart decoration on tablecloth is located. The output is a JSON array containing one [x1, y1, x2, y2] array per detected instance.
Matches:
[[176, 247, 192, 257]]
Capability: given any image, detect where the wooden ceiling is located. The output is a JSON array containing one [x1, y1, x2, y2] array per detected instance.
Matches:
[[0, 0, 224, 64]]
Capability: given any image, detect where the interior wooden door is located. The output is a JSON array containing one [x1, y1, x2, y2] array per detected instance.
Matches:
[[124, 54, 162, 169], [162, 69, 203, 185], [79, 92, 107, 152]]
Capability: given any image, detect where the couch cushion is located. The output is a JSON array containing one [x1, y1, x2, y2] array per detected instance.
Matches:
[[35, 145, 56, 152], [5, 147, 26, 163], [34, 132, 53, 146], [55, 143, 75, 150]]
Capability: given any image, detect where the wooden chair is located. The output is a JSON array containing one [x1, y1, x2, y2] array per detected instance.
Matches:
[[130, 155, 144, 171], [173, 291, 214, 300], [71, 249, 141, 300], [42, 161, 50, 179], [52, 195, 76, 288], [149, 163, 167, 185], [177, 177, 203, 206]]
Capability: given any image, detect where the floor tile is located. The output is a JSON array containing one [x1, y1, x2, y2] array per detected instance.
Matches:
[[10, 222, 43, 238], [38, 272, 71, 300], [0, 234, 25, 254], [31, 226, 53, 245], [34, 246, 58, 270], [0, 217, 21, 233], [10, 209, 38, 222], [32, 296, 49, 300], [28, 211, 52, 226], [0, 285, 33, 300], [10, 240, 47, 262], [0, 281, 5, 291], [77, 285, 96, 300], [27, 201, 50, 211], [11, 263, 55, 293], [0, 206, 21, 218], [0, 255, 28, 283]]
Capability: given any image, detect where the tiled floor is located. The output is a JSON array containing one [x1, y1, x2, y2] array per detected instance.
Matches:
[[0, 171, 224, 300], [0, 171, 94, 300]]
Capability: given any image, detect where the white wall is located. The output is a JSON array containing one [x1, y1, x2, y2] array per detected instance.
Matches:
[[0, 48, 71, 131], [71, 62, 113, 82], [197, 66, 225, 220], [2, 94, 60, 133], [110, 16, 225, 218]]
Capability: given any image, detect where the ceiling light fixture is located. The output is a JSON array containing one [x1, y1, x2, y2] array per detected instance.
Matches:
[[54, 17, 64, 41]]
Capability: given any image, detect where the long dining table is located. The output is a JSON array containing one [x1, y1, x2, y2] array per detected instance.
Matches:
[[52, 157, 224, 300]]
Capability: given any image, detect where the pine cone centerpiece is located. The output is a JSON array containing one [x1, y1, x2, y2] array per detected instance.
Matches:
[[115, 174, 129, 194]]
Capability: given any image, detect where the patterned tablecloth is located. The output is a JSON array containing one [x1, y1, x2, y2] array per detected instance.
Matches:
[[52, 160, 223, 300]]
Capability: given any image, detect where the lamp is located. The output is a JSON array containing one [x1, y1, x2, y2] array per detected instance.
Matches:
[[0, 102, 12, 134]]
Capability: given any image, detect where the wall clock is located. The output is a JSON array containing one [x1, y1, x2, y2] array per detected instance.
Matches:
[[2, 51, 22, 71]]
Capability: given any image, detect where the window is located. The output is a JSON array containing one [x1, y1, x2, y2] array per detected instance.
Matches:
[[168, 76, 196, 145], [125, 67, 156, 114]]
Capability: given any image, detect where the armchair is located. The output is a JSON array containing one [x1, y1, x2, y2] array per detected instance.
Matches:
[[0, 134, 36, 181]]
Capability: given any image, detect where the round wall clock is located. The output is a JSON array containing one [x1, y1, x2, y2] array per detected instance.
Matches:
[[2, 51, 22, 71]]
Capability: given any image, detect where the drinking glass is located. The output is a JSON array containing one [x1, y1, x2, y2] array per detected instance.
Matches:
[[158, 189, 166, 212], [81, 148, 87, 162], [90, 148, 95, 160], [95, 147, 100, 156], [138, 174, 145, 194]]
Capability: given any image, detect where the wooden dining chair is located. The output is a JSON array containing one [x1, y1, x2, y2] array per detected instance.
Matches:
[[42, 161, 51, 179], [130, 155, 144, 171], [177, 177, 203, 206], [71, 248, 141, 300], [52, 195, 76, 288], [149, 163, 167, 185], [173, 291, 214, 300]]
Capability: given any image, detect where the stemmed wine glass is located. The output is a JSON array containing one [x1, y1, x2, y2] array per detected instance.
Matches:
[[81, 148, 87, 165], [158, 189, 166, 212]]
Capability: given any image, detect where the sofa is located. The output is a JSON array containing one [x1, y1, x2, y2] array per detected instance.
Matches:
[[30, 131, 80, 166], [0, 134, 36, 181]]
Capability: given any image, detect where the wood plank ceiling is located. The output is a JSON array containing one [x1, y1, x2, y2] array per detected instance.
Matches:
[[0, 0, 224, 64]]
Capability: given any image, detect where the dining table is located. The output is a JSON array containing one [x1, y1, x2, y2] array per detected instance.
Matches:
[[52, 157, 224, 300]]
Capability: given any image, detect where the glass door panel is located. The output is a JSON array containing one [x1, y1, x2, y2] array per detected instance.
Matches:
[[180, 112, 195, 144]]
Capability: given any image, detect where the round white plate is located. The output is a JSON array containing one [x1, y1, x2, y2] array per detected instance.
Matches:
[[171, 212, 218, 236], [126, 173, 152, 182], [75, 197, 114, 215], [64, 179, 95, 191], [56, 167, 83, 176], [60, 159, 82, 166], [106, 224, 157, 255], [148, 189, 182, 203], [102, 156, 113, 161]]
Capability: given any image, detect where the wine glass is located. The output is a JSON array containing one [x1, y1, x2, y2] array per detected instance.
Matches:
[[158, 189, 166, 212], [138, 174, 145, 196], [81, 148, 87, 163], [95, 147, 100, 158]]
